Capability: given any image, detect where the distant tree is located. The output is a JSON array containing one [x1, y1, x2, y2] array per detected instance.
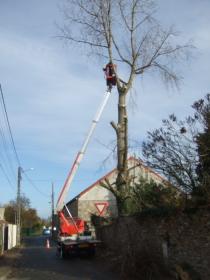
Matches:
[[59, 0, 192, 214], [22, 208, 41, 229], [41, 217, 52, 228], [9, 194, 30, 210], [4, 194, 41, 229], [4, 194, 30, 224], [4, 204, 16, 224]]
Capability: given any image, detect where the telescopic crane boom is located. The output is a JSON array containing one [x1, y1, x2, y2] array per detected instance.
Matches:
[[56, 90, 112, 216]]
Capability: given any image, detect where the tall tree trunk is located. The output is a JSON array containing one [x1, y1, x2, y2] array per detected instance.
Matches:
[[116, 89, 128, 214]]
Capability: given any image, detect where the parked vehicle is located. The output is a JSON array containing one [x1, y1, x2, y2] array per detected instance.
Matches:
[[42, 228, 51, 236]]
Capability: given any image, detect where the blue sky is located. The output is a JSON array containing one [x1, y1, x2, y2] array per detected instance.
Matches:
[[0, 0, 209, 218]]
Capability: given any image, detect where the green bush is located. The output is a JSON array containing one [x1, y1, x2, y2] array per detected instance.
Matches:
[[124, 177, 179, 215]]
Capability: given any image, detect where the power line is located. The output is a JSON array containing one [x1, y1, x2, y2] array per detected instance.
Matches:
[[23, 173, 50, 198], [0, 87, 17, 189], [0, 163, 15, 191], [0, 123, 17, 181], [0, 84, 21, 166]]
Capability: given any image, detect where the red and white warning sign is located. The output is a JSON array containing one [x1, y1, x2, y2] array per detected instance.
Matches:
[[95, 202, 109, 216]]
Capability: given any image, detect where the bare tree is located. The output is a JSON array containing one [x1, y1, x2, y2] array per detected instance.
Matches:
[[142, 114, 199, 193], [142, 95, 210, 196], [59, 0, 192, 214], [193, 94, 210, 190]]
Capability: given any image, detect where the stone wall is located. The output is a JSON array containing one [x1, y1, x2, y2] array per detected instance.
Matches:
[[97, 209, 210, 280]]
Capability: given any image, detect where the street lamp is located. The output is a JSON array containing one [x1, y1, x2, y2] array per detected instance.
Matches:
[[16, 166, 33, 246]]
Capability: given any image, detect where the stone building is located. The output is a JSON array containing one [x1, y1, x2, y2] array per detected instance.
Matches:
[[0, 207, 17, 253], [66, 157, 168, 223], [0, 208, 5, 221]]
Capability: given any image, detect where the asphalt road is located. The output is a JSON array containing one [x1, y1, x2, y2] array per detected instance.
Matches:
[[0, 236, 119, 280]]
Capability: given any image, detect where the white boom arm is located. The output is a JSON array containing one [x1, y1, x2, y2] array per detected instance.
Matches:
[[56, 90, 112, 212]]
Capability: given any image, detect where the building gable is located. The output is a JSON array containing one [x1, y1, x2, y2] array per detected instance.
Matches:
[[76, 156, 166, 202]]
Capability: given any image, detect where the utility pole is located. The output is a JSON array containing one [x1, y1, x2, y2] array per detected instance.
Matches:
[[51, 183, 55, 237], [52, 182, 55, 219], [16, 166, 22, 246], [16, 166, 33, 245]]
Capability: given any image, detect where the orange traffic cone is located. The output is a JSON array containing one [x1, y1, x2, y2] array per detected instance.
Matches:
[[46, 238, 50, 249]]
